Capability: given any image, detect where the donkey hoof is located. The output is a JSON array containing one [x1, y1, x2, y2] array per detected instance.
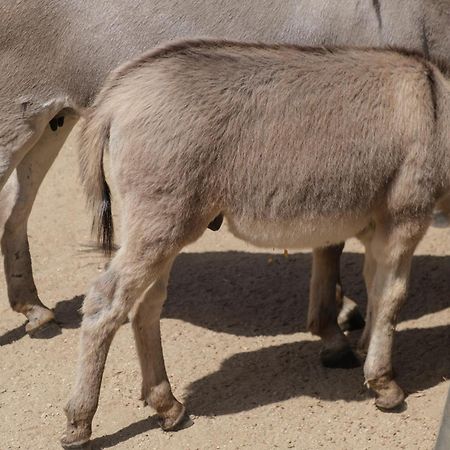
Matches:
[[320, 346, 361, 369], [26, 307, 59, 337], [60, 420, 92, 449], [60, 433, 92, 450], [375, 390, 405, 411], [159, 403, 191, 431], [338, 306, 365, 332], [367, 377, 405, 411], [60, 441, 92, 450]]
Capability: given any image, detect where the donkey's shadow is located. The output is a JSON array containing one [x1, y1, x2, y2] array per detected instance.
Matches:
[[1, 250, 448, 344], [1, 250, 448, 449], [163, 251, 450, 336]]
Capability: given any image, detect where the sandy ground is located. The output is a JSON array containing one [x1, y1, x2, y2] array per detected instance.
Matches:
[[0, 129, 449, 450]]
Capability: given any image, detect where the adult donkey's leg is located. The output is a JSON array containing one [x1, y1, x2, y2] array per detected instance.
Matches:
[[0, 120, 41, 193], [308, 243, 365, 367], [331, 243, 366, 332], [131, 259, 187, 430], [0, 100, 70, 193], [0, 113, 77, 334], [308, 244, 360, 368]]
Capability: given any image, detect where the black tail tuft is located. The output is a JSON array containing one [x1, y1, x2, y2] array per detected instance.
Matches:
[[96, 165, 114, 256]]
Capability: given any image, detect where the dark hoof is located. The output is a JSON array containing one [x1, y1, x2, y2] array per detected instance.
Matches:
[[320, 346, 361, 369], [374, 389, 406, 411], [376, 400, 407, 413], [159, 404, 191, 431], [338, 307, 365, 332], [60, 420, 92, 449], [61, 441, 92, 450], [160, 413, 193, 432], [367, 376, 406, 411]]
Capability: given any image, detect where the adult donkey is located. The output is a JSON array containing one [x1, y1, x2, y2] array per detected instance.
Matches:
[[0, 1, 449, 358]]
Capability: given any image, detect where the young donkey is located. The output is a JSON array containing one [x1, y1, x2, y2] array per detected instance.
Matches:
[[63, 40, 450, 447]]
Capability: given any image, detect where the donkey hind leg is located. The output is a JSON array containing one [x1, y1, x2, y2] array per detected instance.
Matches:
[[0, 120, 40, 193], [131, 259, 188, 431], [308, 245, 360, 369], [1, 114, 77, 335], [61, 245, 178, 448], [364, 219, 426, 410]]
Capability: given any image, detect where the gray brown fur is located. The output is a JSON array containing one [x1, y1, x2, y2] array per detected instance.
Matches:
[[62, 41, 450, 447], [2, 0, 450, 337]]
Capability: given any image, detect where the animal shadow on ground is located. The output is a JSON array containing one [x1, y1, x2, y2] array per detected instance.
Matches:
[[85, 318, 449, 450], [0, 295, 84, 346], [1, 250, 449, 340], [1, 251, 447, 447], [162, 252, 448, 416], [89, 417, 159, 449], [163, 251, 450, 335], [184, 324, 449, 416]]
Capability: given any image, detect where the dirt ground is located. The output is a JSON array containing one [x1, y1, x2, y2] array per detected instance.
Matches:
[[0, 129, 449, 450]]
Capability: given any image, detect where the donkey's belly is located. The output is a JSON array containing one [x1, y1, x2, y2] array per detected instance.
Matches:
[[225, 214, 371, 249]]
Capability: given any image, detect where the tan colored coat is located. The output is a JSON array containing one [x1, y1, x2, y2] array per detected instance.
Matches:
[[62, 41, 450, 447], [2, 0, 450, 336]]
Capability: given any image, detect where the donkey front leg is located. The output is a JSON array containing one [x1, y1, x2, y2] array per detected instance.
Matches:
[[1, 115, 77, 334], [364, 219, 427, 410], [131, 260, 187, 431], [308, 244, 360, 368]]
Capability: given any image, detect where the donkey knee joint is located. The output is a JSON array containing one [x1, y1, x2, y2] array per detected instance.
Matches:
[[82, 271, 118, 318]]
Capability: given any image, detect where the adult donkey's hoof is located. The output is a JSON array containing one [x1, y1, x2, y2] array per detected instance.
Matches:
[[367, 376, 405, 411], [25, 306, 59, 337], [60, 420, 92, 450]]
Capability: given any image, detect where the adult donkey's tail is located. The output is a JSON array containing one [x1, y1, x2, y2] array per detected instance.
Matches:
[[79, 107, 114, 255]]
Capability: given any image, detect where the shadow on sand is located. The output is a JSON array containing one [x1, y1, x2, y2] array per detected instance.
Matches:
[[2, 251, 446, 447], [0, 295, 84, 346], [1, 250, 448, 339], [90, 417, 159, 449]]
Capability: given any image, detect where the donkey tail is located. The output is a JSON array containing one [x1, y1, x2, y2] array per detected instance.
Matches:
[[79, 107, 114, 255]]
